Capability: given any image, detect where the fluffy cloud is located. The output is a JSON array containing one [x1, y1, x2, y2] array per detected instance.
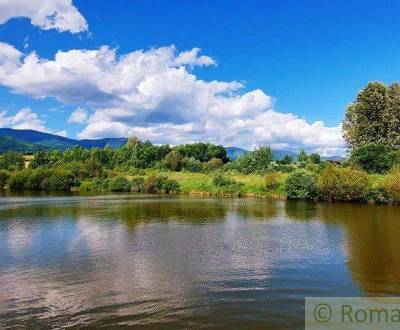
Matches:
[[0, 43, 346, 155], [0, 0, 87, 33], [68, 107, 88, 124], [0, 108, 48, 132]]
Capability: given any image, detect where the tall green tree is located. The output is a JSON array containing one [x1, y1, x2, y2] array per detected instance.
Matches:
[[342, 81, 400, 148]]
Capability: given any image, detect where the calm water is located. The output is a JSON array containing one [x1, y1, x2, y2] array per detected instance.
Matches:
[[0, 194, 399, 329]]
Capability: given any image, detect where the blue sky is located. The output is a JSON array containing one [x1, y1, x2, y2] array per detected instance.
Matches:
[[0, 0, 399, 155]]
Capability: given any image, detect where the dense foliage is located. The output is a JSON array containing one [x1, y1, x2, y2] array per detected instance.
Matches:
[[343, 82, 400, 149], [0, 129, 399, 205]]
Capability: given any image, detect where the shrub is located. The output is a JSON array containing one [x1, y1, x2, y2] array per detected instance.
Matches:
[[0, 170, 10, 189], [8, 170, 30, 190], [108, 176, 131, 192], [317, 165, 371, 202], [316, 165, 339, 201], [235, 154, 256, 174], [0, 151, 25, 171], [212, 172, 243, 194], [206, 158, 224, 171], [383, 166, 400, 202], [144, 175, 159, 193], [79, 179, 102, 192], [368, 186, 393, 204], [26, 168, 49, 190], [163, 151, 183, 171], [212, 172, 236, 187], [143, 175, 179, 193], [63, 161, 90, 180], [285, 170, 317, 199], [182, 157, 203, 173], [161, 178, 180, 193], [131, 177, 145, 192], [264, 172, 282, 191], [41, 169, 75, 191]]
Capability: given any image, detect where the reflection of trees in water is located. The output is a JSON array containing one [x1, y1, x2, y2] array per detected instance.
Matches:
[[284, 200, 319, 221], [316, 203, 400, 294], [234, 199, 284, 220], [0, 195, 228, 228]]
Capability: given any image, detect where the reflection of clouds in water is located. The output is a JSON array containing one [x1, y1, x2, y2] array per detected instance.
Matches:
[[6, 222, 37, 256]]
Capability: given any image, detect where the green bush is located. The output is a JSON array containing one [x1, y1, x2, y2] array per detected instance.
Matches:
[[0, 151, 25, 171], [212, 172, 236, 187], [26, 169, 49, 190], [0, 170, 10, 189], [163, 151, 183, 171], [207, 158, 223, 170], [264, 172, 282, 191], [285, 170, 317, 199], [317, 165, 371, 202], [108, 176, 131, 192], [63, 161, 90, 180], [8, 170, 30, 190], [131, 177, 145, 192], [349, 143, 400, 174], [161, 178, 180, 193], [41, 169, 75, 191], [79, 179, 102, 192], [144, 175, 159, 193], [182, 157, 203, 172], [383, 166, 400, 202]]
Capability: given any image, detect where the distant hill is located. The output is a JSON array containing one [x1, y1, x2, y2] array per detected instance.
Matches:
[[0, 128, 127, 153], [225, 147, 249, 160], [225, 146, 298, 161]]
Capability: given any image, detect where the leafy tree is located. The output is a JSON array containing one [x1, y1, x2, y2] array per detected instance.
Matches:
[[297, 149, 309, 163], [280, 155, 294, 165], [235, 153, 256, 174], [30, 150, 50, 168], [163, 150, 183, 171], [182, 157, 203, 172], [0, 170, 10, 189], [235, 146, 273, 173], [309, 153, 321, 164], [349, 143, 400, 173], [252, 146, 273, 171], [174, 143, 228, 163], [0, 151, 25, 171], [342, 81, 400, 149]]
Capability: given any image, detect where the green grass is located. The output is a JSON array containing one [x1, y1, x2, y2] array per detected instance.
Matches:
[[127, 169, 287, 198]]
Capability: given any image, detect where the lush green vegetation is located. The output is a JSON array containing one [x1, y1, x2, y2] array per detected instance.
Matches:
[[0, 136, 398, 204], [1, 82, 400, 204]]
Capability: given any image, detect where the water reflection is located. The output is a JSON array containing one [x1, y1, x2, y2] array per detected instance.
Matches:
[[0, 195, 399, 329]]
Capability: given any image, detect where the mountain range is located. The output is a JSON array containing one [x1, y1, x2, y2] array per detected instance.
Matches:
[[0, 128, 342, 161]]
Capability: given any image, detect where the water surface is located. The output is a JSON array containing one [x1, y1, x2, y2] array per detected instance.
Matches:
[[0, 194, 399, 329]]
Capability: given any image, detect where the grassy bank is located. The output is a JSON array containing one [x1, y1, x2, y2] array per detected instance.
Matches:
[[128, 170, 287, 198]]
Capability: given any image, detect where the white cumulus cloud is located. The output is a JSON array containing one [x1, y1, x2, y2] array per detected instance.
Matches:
[[68, 107, 88, 124], [0, 0, 88, 33], [0, 43, 346, 156], [0, 107, 48, 132]]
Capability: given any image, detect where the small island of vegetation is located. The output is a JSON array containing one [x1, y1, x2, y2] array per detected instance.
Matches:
[[1, 81, 400, 204]]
